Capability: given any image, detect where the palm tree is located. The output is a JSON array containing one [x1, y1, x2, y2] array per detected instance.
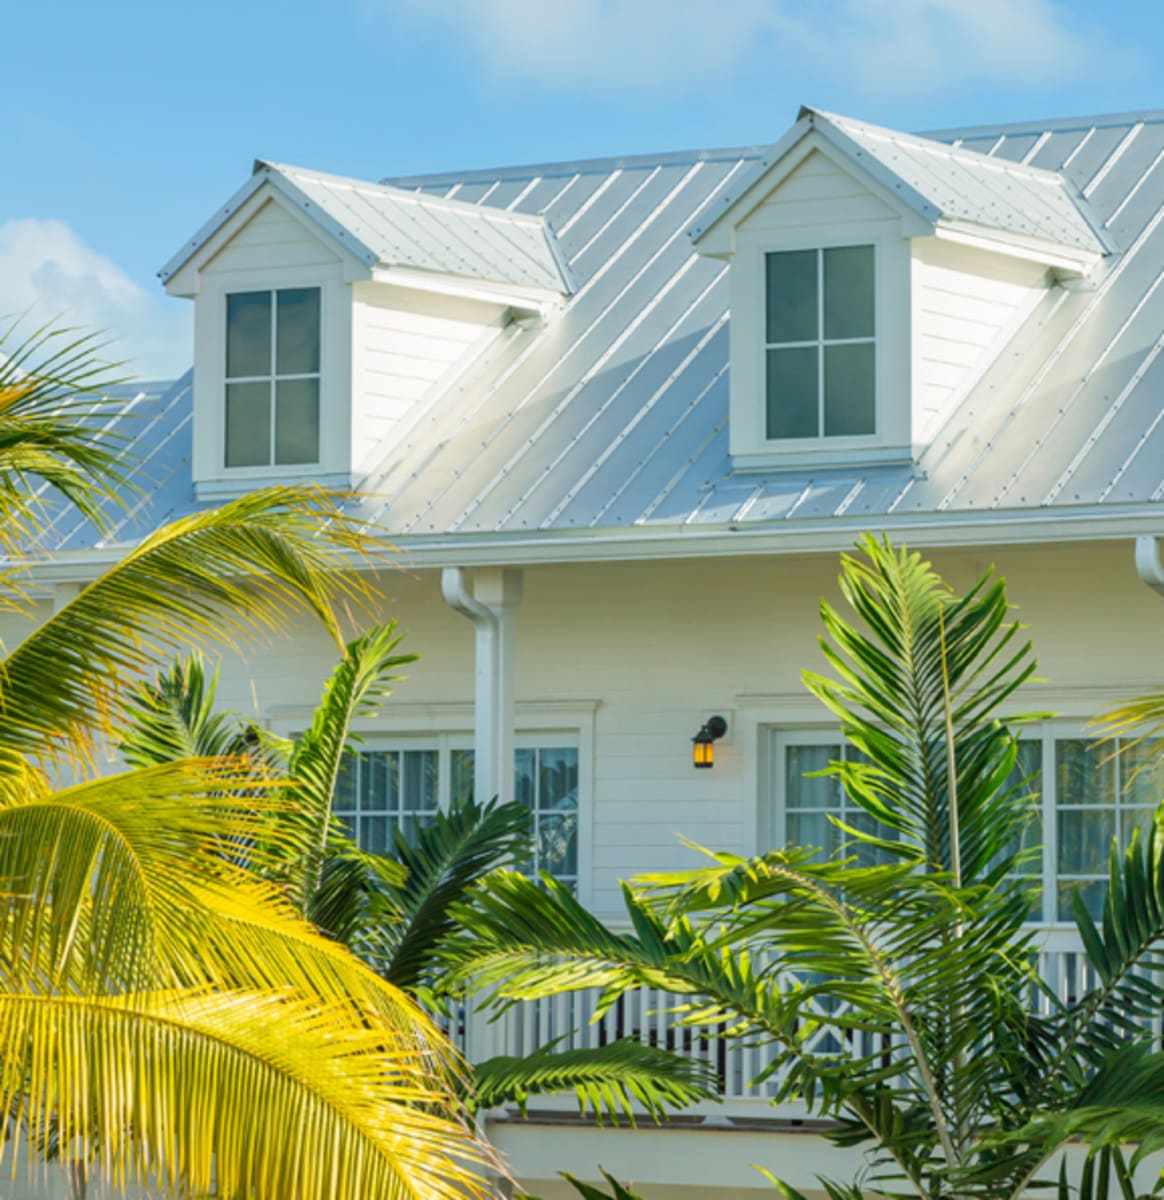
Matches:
[[120, 628, 719, 1123], [0, 327, 491, 1200], [448, 536, 1164, 1200]]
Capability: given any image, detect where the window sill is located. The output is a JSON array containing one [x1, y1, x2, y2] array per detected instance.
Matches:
[[730, 442, 915, 473], [194, 468, 355, 502]]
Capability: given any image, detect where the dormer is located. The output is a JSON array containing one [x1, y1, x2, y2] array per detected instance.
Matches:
[[691, 108, 1113, 471], [160, 162, 573, 499]]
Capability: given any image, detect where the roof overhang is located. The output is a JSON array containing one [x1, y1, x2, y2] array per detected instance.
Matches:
[[689, 106, 1111, 276]]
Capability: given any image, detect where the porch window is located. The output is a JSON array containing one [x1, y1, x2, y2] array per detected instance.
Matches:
[[333, 737, 579, 888], [768, 729, 1162, 923]]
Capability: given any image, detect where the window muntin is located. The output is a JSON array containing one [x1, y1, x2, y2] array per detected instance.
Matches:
[[769, 729, 1161, 925], [224, 287, 321, 468], [333, 748, 438, 853], [764, 246, 875, 440], [333, 737, 579, 888]]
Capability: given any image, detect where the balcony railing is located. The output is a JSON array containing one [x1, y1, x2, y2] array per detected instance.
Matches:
[[449, 931, 1162, 1109]]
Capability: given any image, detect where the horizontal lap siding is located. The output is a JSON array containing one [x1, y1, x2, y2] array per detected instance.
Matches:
[[178, 545, 1164, 919], [913, 241, 1047, 444], [351, 284, 503, 469], [204, 200, 340, 273], [738, 150, 898, 235]]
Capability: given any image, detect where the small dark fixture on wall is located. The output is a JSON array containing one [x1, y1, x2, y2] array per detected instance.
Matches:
[[692, 715, 728, 769]]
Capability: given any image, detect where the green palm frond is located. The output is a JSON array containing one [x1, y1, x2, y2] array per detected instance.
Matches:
[[289, 623, 416, 907], [0, 987, 491, 1200], [0, 322, 131, 557], [472, 1037, 719, 1122], [366, 796, 533, 993], [120, 652, 267, 768], [0, 485, 373, 762]]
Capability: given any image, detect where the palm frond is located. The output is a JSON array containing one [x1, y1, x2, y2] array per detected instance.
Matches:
[[119, 652, 267, 768], [288, 623, 416, 907], [364, 796, 533, 993], [0, 321, 132, 556], [0, 485, 373, 763], [473, 1037, 718, 1122], [0, 987, 492, 1200]]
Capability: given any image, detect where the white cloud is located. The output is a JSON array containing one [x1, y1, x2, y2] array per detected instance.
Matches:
[[392, 0, 1115, 99], [0, 219, 190, 382]]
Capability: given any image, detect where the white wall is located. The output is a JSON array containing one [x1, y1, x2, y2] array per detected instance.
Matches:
[[350, 283, 505, 474], [199, 540, 1164, 918], [910, 238, 1048, 443]]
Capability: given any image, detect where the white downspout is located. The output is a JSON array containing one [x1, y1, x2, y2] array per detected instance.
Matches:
[[1135, 536, 1164, 599], [440, 566, 523, 806]]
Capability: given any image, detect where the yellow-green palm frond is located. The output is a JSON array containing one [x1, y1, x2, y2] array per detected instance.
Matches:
[[0, 762, 456, 1055], [1, 987, 494, 1200], [0, 486, 377, 763]]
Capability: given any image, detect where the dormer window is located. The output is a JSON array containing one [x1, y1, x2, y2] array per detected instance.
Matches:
[[765, 245, 875, 440], [224, 287, 321, 468]]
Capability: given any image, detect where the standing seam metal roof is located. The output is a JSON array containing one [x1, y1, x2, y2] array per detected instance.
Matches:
[[42, 109, 1164, 554]]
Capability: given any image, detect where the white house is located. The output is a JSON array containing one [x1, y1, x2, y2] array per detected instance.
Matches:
[[16, 105, 1164, 1199]]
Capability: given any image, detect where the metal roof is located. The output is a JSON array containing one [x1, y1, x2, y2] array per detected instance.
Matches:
[[690, 108, 1112, 260], [45, 109, 1164, 559], [160, 161, 573, 295]]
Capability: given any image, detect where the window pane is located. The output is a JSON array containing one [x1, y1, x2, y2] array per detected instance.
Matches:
[[786, 744, 839, 809], [1058, 808, 1114, 875], [539, 748, 579, 810], [226, 291, 271, 379], [1122, 807, 1156, 846], [401, 750, 438, 812], [788, 811, 838, 857], [333, 754, 358, 815], [1059, 877, 1105, 922], [361, 815, 390, 855], [766, 347, 818, 439], [824, 343, 875, 436], [362, 751, 397, 813], [225, 381, 270, 468], [539, 812, 578, 876], [1120, 740, 1163, 808], [1057, 740, 1113, 806], [451, 749, 475, 805], [275, 378, 320, 465], [765, 250, 817, 344], [824, 246, 875, 340], [276, 288, 321, 376], [514, 749, 536, 807]]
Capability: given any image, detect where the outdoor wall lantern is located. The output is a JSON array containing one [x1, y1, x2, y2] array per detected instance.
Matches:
[[692, 715, 728, 769]]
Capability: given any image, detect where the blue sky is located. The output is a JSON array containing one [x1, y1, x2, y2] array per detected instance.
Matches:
[[2, 0, 1158, 378]]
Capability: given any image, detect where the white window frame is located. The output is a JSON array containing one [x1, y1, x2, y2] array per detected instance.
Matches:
[[762, 721, 1160, 930], [223, 286, 323, 471], [267, 700, 596, 907], [727, 217, 912, 472], [763, 245, 877, 441]]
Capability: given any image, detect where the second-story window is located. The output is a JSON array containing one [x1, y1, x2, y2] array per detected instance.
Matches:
[[765, 245, 875, 440], [224, 287, 321, 468]]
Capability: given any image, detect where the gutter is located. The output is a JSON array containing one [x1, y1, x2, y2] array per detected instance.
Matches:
[[440, 567, 523, 808]]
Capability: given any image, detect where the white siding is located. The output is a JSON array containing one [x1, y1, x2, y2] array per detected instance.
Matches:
[[200, 198, 341, 277], [350, 283, 504, 472], [911, 238, 1048, 443], [736, 149, 900, 236], [196, 543, 1164, 917]]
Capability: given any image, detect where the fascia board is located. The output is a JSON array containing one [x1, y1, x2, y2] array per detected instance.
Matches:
[[24, 504, 1164, 582], [160, 171, 376, 296], [370, 265, 565, 315], [159, 171, 269, 292], [932, 221, 1102, 275], [688, 116, 815, 246]]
